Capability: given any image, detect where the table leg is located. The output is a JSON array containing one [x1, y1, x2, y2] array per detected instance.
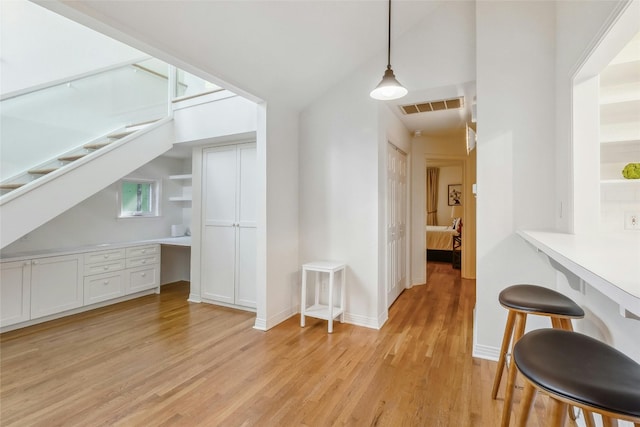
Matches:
[[301, 268, 307, 327], [340, 268, 345, 323], [328, 270, 334, 333]]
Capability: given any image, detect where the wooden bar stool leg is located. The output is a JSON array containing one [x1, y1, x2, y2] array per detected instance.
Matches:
[[560, 317, 573, 331], [500, 312, 527, 427], [549, 399, 568, 426], [516, 380, 537, 427], [584, 411, 596, 427], [602, 416, 618, 427], [492, 310, 516, 399]]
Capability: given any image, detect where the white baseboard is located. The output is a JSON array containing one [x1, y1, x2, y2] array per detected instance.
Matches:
[[472, 307, 499, 361], [187, 293, 202, 303], [253, 317, 267, 331], [343, 312, 383, 330]]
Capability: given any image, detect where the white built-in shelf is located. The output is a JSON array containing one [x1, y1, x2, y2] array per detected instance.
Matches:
[[169, 174, 192, 180], [599, 35, 640, 196], [600, 179, 640, 184], [168, 173, 192, 202]]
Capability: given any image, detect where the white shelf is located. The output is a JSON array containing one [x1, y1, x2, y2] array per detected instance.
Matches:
[[168, 174, 192, 180], [168, 196, 192, 202], [601, 179, 640, 184], [303, 304, 344, 321]]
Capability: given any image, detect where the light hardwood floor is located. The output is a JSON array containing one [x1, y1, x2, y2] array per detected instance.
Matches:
[[1, 263, 572, 426]]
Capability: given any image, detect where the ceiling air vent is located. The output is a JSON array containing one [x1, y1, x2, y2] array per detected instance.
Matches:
[[400, 97, 464, 115]]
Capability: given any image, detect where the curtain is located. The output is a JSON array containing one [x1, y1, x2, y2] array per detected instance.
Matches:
[[426, 167, 439, 225]]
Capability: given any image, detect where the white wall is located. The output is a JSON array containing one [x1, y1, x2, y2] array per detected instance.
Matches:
[[299, 74, 381, 328], [255, 102, 300, 330], [299, 1, 476, 328], [474, 1, 559, 359], [1, 156, 185, 253], [555, 0, 640, 364], [0, 0, 145, 97], [555, 0, 624, 233]]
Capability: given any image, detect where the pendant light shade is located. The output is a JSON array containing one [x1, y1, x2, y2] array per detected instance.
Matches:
[[370, 66, 408, 100], [370, 0, 407, 101]]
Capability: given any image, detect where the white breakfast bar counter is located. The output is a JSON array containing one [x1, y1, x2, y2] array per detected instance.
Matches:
[[517, 230, 640, 319]]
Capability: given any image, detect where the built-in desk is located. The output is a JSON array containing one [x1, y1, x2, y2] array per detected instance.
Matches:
[[0, 236, 192, 332], [517, 230, 640, 319]]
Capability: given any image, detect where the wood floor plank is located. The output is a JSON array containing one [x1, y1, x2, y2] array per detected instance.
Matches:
[[1, 269, 578, 426]]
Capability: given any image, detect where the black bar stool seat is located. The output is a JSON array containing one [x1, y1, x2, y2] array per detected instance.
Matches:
[[514, 329, 640, 426], [494, 284, 585, 427], [499, 284, 585, 317]]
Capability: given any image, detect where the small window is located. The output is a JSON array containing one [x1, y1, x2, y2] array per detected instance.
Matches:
[[118, 179, 160, 218]]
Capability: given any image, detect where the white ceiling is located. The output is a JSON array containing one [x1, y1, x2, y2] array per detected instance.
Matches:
[[43, 0, 476, 136]]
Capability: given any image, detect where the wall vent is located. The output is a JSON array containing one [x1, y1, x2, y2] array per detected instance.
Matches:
[[400, 97, 464, 115]]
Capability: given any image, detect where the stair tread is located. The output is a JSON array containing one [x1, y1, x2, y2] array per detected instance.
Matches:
[[108, 129, 136, 139], [0, 183, 26, 190], [126, 118, 161, 128], [58, 154, 87, 162], [28, 168, 58, 175], [83, 141, 112, 150]]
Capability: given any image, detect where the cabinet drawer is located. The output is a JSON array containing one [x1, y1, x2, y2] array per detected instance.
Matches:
[[127, 265, 159, 294], [84, 260, 125, 276], [126, 245, 159, 259], [84, 272, 125, 305], [84, 249, 125, 265], [125, 255, 158, 269]]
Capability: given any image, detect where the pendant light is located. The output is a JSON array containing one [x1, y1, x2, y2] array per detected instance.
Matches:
[[370, 0, 407, 100]]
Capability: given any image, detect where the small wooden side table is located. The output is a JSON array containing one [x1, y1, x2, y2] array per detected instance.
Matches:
[[300, 261, 346, 333]]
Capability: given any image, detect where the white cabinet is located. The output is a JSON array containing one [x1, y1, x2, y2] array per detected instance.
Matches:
[[201, 143, 256, 309], [30, 254, 83, 319], [83, 247, 126, 305], [1, 242, 161, 331], [2, 255, 83, 325], [124, 244, 160, 294], [84, 271, 125, 305], [82, 244, 160, 304], [0, 260, 31, 327]]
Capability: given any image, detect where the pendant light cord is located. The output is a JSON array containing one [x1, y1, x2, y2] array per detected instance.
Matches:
[[387, 0, 392, 69]]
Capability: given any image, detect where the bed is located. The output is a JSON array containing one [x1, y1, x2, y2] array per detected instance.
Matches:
[[426, 224, 461, 264]]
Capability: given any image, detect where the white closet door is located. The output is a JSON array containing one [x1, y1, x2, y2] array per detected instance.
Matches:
[[236, 143, 257, 307], [236, 227, 256, 307], [201, 146, 237, 304], [387, 143, 407, 308]]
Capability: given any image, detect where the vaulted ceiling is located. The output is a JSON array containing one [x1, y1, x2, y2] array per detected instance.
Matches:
[[43, 0, 477, 136]]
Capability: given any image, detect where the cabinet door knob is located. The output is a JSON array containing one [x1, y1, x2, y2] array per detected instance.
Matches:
[[103, 266, 109, 270], [141, 250, 146, 254], [104, 255, 109, 259], [32, 260, 38, 265], [23, 261, 30, 267], [141, 273, 146, 277], [103, 281, 109, 285], [142, 260, 146, 264]]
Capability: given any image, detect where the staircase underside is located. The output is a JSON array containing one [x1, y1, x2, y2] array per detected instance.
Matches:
[[0, 118, 174, 249]]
